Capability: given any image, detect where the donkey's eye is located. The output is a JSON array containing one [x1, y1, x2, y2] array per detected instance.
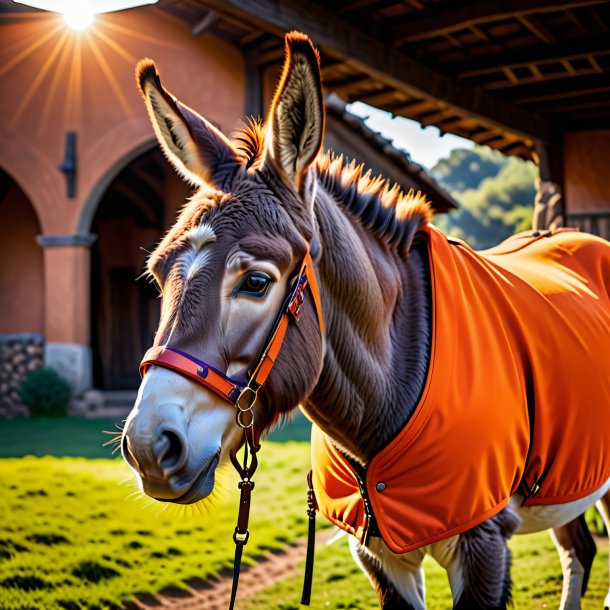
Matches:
[[234, 271, 272, 299]]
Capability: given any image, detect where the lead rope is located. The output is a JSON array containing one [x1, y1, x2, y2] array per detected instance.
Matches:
[[301, 469, 317, 606], [229, 427, 260, 610]]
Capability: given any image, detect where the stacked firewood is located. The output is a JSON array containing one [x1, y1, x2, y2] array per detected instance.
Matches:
[[0, 334, 44, 417]]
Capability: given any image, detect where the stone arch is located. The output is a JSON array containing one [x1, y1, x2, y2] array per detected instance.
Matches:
[[0, 132, 63, 234], [77, 137, 158, 236]]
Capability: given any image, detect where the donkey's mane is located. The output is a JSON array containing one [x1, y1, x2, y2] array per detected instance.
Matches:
[[232, 121, 431, 251]]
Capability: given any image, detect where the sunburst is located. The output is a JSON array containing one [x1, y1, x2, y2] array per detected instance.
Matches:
[[3, 5, 178, 131]]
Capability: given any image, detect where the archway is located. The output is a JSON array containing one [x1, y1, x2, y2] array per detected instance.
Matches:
[[91, 149, 189, 390]]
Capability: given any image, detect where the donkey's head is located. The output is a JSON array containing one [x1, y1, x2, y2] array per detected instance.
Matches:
[[122, 33, 325, 504]]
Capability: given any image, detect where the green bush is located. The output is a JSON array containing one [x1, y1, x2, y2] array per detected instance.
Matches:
[[19, 366, 71, 416]]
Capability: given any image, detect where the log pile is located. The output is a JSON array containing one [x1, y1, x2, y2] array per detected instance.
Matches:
[[0, 334, 44, 417]]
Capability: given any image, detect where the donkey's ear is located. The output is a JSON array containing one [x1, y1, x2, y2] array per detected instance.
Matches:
[[136, 59, 239, 189], [267, 32, 325, 192]]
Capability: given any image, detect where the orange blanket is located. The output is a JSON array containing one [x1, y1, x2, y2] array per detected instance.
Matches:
[[312, 225, 610, 554]]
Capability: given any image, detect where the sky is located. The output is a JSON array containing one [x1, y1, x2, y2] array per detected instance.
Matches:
[[347, 101, 474, 172]]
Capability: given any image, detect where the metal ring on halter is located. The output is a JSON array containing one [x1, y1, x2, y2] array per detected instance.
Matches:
[[236, 386, 257, 412], [236, 409, 254, 429]]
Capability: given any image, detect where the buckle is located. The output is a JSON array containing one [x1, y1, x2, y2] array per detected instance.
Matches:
[[236, 386, 257, 412], [288, 274, 307, 321], [235, 386, 257, 429]]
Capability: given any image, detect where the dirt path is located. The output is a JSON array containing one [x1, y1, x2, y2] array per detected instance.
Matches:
[[126, 533, 327, 610]]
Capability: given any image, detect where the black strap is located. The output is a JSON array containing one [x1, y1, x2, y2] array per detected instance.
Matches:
[[301, 470, 317, 606], [228, 430, 259, 610], [229, 540, 244, 610]]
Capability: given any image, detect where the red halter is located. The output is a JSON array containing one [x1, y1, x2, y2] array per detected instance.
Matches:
[[139, 245, 324, 428]]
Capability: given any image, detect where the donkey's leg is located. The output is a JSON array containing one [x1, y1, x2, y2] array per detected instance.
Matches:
[[349, 535, 426, 610], [446, 506, 520, 610], [596, 490, 610, 610], [550, 514, 596, 610]]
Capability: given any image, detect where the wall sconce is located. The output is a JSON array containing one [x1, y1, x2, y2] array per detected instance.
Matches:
[[60, 132, 77, 199]]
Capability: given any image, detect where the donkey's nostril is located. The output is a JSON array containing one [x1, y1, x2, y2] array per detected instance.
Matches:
[[122, 434, 139, 472], [156, 429, 188, 476]]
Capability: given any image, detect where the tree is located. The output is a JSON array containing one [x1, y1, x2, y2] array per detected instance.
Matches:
[[431, 146, 538, 250]]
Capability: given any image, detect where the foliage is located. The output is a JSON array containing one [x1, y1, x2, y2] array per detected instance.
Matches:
[[19, 367, 71, 417], [432, 146, 539, 250], [0, 445, 315, 610]]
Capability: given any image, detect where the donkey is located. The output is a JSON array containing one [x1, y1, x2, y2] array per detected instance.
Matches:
[[121, 32, 610, 610]]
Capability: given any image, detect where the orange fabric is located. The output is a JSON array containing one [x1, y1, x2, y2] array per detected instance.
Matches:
[[312, 225, 610, 554]]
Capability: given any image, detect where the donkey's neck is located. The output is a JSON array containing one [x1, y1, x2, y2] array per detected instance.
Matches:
[[304, 188, 431, 464]]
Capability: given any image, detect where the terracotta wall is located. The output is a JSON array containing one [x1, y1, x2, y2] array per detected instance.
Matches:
[[0, 8, 245, 236], [0, 180, 44, 334], [563, 130, 610, 212]]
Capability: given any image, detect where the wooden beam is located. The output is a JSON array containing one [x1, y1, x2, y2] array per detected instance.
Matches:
[[453, 35, 610, 78], [325, 73, 373, 97], [500, 74, 610, 104], [536, 134, 565, 219], [516, 14, 556, 44], [191, 11, 218, 36], [359, 87, 402, 107], [244, 47, 263, 117], [391, 0, 608, 44], [198, 0, 552, 143]]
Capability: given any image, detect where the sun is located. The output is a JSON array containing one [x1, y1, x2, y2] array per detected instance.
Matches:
[[12, 0, 158, 31]]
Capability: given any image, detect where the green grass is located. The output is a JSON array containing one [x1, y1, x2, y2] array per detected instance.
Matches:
[[0, 418, 121, 459], [0, 444, 314, 610], [0, 412, 313, 459], [0, 418, 607, 609], [246, 530, 609, 609]]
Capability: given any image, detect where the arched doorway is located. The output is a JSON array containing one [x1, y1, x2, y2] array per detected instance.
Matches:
[[91, 149, 189, 390]]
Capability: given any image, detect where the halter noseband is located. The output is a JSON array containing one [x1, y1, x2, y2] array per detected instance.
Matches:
[[139, 243, 324, 427]]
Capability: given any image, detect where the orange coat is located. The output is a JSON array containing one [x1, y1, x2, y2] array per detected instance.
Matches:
[[312, 225, 610, 554]]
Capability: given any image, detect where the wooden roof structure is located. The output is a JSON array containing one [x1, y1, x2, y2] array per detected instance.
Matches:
[[324, 94, 459, 213], [157, 0, 610, 163]]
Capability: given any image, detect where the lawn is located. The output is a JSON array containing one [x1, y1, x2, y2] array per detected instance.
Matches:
[[246, 526, 609, 609], [0, 416, 608, 610], [0, 412, 313, 459], [0, 445, 314, 610]]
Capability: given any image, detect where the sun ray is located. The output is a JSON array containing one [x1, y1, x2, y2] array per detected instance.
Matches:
[[0, 11, 50, 19], [39, 33, 73, 133], [101, 16, 177, 47], [1, 15, 59, 57], [64, 32, 82, 125], [0, 19, 63, 79], [85, 30, 133, 117], [12, 29, 69, 125], [92, 27, 137, 64]]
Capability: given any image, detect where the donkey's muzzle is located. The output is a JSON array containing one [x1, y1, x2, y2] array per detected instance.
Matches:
[[121, 401, 196, 499]]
